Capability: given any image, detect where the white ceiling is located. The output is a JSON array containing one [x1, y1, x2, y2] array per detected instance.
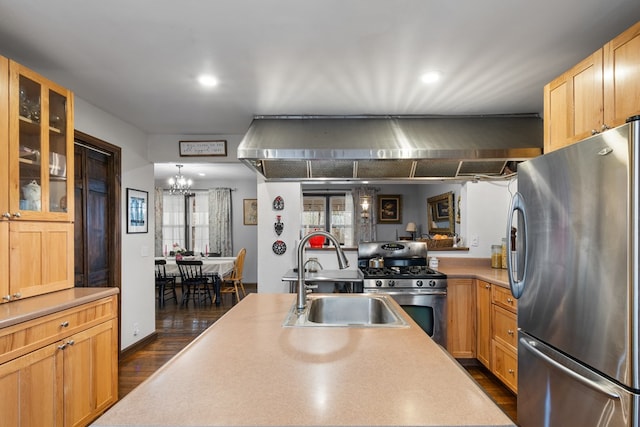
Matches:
[[1, 0, 639, 181]]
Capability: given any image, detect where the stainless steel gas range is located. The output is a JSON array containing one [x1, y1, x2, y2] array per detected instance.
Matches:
[[358, 241, 447, 347]]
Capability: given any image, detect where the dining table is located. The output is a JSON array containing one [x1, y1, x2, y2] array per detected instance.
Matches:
[[156, 256, 236, 305]]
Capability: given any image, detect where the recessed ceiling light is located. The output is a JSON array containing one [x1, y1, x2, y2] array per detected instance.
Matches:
[[198, 74, 218, 87], [420, 71, 441, 84]]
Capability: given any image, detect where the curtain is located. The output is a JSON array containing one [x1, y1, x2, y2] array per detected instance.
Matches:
[[208, 188, 233, 256], [162, 192, 186, 253], [154, 187, 164, 256], [353, 187, 377, 243]]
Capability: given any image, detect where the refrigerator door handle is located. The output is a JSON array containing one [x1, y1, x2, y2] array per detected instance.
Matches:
[[520, 337, 621, 400], [507, 192, 528, 298]]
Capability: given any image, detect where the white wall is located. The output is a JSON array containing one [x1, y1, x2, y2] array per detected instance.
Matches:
[[74, 97, 156, 351], [256, 179, 302, 293]]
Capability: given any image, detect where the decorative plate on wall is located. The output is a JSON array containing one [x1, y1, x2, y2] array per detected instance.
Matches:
[[274, 215, 284, 236], [272, 196, 284, 210], [272, 240, 287, 255]]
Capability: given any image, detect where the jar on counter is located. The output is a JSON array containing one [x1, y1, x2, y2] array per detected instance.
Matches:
[[491, 245, 502, 269]]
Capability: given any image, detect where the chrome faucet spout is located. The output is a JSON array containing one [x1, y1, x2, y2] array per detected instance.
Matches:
[[297, 231, 349, 311]]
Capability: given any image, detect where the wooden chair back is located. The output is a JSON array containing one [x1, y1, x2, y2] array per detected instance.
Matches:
[[176, 260, 205, 281], [228, 248, 246, 281]]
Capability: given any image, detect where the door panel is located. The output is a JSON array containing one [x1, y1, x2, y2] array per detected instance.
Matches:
[[518, 332, 636, 427]]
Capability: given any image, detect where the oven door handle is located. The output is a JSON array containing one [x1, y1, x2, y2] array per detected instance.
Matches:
[[365, 290, 447, 296]]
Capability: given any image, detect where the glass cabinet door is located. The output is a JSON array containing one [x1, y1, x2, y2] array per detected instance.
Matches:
[[9, 62, 73, 221]]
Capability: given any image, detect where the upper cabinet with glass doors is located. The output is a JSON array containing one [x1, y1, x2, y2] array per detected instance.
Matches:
[[8, 61, 74, 222]]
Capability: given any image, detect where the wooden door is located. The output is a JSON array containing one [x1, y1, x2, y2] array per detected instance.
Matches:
[[544, 50, 603, 152], [0, 342, 64, 426], [604, 20, 640, 128], [73, 132, 121, 288], [63, 320, 118, 427], [476, 280, 492, 368], [446, 278, 476, 359], [9, 221, 74, 299]]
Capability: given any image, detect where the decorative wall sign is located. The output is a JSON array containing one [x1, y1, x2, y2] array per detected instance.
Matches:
[[272, 195, 284, 210], [179, 140, 227, 157], [274, 215, 284, 236], [272, 240, 287, 255]]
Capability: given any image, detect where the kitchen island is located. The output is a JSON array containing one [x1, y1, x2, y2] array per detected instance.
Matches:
[[92, 293, 515, 427]]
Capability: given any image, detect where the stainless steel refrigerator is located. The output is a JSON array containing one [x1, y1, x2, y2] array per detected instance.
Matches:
[[507, 116, 640, 426]]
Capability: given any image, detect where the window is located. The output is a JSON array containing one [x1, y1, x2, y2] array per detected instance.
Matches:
[[302, 192, 354, 246], [162, 190, 209, 254]]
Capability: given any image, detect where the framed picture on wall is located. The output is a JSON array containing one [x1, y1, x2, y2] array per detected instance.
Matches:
[[378, 194, 402, 223], [243, 199, 258, 225], [127, 188, 148, 233]]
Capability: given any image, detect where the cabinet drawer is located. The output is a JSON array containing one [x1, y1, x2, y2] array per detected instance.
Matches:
[[492, 305, 517, 351], [0, 295, 116, 364], [492, 285, 518, 313], [492, 339, 518, 393]]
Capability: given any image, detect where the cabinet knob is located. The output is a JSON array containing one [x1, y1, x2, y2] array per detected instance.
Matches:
[[66, 339, 75, 346], [508, 369, 515, 375], [485, 284, 490, 289], [58, 343, 67, 350], [602, 124, 610, 132], [506, 298, 513, 304], [2, 295, 11, 302], [1, 212, 10, 219], [507, 329, 514, 335], [12, 212, 21, 218], [591, 129, 599, 135], [60, 321, 70, 328], [12, 293, 21, 299]]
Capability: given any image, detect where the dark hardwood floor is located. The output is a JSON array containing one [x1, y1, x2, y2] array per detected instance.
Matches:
[[118, 286, 517, 424]]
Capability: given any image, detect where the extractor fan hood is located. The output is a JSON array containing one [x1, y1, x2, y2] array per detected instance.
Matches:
[[237, 114, 543, 181]]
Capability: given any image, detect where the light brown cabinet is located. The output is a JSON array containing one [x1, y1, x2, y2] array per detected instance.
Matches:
[[446, 278, 476, 359], [475, 280, 492, 368], [603, 20, 640, 128], [543, 50, 603, 152], [0, 56, 74, 302], [0, 294, 118, 426], [473, 280, 518, 393], [544, 20, 640, 152], [490, 285, 518, 393]]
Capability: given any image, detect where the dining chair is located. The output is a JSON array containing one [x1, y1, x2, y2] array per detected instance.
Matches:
[[220, 248, 247, 305], [176, 260, 213, 306], [155, 259, 177, 307]]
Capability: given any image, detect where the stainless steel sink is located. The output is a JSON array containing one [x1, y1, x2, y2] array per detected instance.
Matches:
[[282, 294, 409, 328]]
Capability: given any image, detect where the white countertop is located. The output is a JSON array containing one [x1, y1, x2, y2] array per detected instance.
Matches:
[[92, 293, 515, 427]]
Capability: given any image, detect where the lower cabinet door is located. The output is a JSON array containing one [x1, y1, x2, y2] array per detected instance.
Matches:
[[63, 319, 118, 427], [492, 339, 518, 393], [0, 341, 64, 426]]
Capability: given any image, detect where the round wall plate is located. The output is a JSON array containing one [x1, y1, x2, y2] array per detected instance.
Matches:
[[272, 240, 287, 255]]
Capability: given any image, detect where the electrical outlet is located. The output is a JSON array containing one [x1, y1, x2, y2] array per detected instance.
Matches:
[[133, 322, 140, 336], [471, 235, 479, 247]]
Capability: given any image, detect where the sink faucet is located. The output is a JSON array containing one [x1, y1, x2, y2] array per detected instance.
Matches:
[[296, 230, 349, 311]]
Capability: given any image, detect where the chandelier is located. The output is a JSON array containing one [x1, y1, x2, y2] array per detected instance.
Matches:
[[167, 164, 193, 195]]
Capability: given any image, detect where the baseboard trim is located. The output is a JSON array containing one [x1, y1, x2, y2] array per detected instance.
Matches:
[[119, 331, 158, 360]]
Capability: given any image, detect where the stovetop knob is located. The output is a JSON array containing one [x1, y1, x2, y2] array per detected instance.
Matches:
[[389, 280, 395, 287], [416, 280, 423, 287], [375, 280, 382, 287], [429, 280, 436, 287]]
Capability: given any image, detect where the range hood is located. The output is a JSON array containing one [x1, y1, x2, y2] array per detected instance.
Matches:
[[237, 114, 543, 181]]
